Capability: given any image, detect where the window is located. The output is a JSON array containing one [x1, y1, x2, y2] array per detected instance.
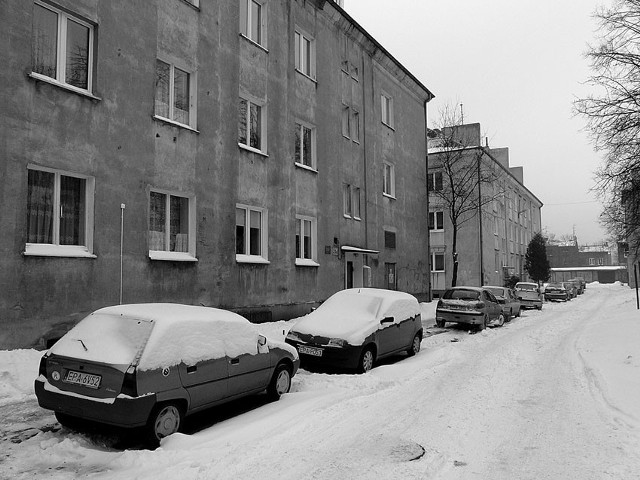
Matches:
[[31, 2, 94, 93], [236, 205, 268, 263], [351, 110, 360, 142], [149, 190, 196, 261], [428, 172, 443, 192], [381, 93, 393, 127], [155, 59, 196, 128], [383, 162, 395, 198], [343, 184, 352, 217], [25, 166, 95, 257], [385, 263, 397, 290], [341, 106, 350, 138], [295, 122, 316, 169], [429, 211, 444, 231], [295, 30, 315, 79], [295, 215, 318, 266], [343, 185, 361, 219], [238, 97, 266, 153], [431, 252, 445, 272], [384, 230, 396, 249], [240, 0, 265, 46]]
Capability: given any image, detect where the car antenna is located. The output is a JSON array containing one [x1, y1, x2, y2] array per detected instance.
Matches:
[[74, 338, 88, 351]]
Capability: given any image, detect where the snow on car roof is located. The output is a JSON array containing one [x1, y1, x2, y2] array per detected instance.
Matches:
[[50, 304, 262, 371]]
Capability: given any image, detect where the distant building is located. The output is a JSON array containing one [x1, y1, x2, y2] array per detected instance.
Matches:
[[427, 123, 543, 296], [547, 241, 628, 284], [0, 0, 433, 348]]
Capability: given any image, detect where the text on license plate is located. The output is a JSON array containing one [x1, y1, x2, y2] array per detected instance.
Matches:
[[64, 370, 101, 389], [299, 345, 323, 357]]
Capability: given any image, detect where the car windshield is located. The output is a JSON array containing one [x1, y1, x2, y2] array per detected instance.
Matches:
[[50, 313, 155, 367], [516, 284, 537, 291], [547, 283, 563, 289], [444, 289, 480, 301]]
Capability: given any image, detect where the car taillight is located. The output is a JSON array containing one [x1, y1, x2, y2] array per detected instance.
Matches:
[[38, 355, 47, 377], [436, 299, 443, 308], [121, 366, 138, 397]]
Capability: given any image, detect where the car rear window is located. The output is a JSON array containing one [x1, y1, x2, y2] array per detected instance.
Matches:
[[50, 314, 154, 367], [444, 289, 480, 301], [516, 284, 537, 291], [484, 288, 504, 296]]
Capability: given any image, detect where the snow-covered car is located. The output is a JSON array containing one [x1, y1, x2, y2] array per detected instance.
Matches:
[[34, 304, 299, 443], [515, 282, 543, 310], [482, 285, 521, 320], [567, 278, 584, 295], [435, 286, 505, 330], [285, 288, 422, 373], [545, 282, 569, 302]]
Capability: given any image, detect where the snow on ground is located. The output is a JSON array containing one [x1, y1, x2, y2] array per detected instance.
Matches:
[[1, 283, 639, 479]]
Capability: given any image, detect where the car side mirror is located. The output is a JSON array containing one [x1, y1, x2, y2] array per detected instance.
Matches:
[[380, 316, 394, 324], [258, 335, 267, 346]]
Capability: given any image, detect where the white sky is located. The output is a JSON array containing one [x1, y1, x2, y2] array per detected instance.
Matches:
[[346, 0, 611, 245]]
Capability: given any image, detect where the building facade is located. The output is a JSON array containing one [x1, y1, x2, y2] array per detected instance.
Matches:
[[427, 124, 542, 296], [0, 0, 433, 348]]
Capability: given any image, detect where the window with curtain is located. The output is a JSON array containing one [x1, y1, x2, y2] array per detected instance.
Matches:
[[149, 191, 190, 253], [155, 60, 192, 126], [236, 205, 266, 260], [239, 97, 263, 151]]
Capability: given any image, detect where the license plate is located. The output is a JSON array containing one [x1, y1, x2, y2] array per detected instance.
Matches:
[[299, 345, 323, 357], [64, 370, 101, 389]]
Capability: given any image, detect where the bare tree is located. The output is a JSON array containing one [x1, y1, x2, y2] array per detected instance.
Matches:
[[428, 104, 504, 287], [574, 0, 640, 255]]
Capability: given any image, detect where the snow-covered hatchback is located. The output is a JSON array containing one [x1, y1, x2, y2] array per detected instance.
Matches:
[[34, 304, 299, 443]]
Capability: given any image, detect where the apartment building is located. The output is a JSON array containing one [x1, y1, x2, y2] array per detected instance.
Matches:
[[0, 0, 434, 348], [427, 124, 542, 296]]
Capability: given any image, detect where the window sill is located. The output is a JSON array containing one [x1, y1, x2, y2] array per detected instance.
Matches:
[[28, 73, 101, 101], [381, 121, 395, 131], [295, 69, 317, 83], [236, 254, 270, 265], [383, 193, 396, 200], [295, 162, 318, 174], [153, 115, 199, 133], [238, 143, 268, 157], [23, 244, 96, 258], [179, 0, 200, 11], [295, 259, 320, 267], [239, 34, 269, 53], [149, 251, 198, 262]]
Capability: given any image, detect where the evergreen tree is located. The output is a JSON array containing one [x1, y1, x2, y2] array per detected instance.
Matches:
[[524, 233, 551, 284]]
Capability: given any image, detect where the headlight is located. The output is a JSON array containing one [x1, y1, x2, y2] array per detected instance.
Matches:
[[286, 331, 302, 342], [327, 338, 347, 347]]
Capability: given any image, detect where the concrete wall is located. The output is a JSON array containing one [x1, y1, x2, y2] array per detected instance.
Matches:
[[0, 0, 432, 348]]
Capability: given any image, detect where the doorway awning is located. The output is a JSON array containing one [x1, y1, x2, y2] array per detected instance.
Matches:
[[341, 246, 380, 255]]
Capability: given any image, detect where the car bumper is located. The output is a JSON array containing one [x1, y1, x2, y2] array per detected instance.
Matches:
[[518, 298, 542, 308], [436, 310, 485, 326], [545, 294, 567, 301], [285, 340, 362, 370], [35, 377, 157, 428]]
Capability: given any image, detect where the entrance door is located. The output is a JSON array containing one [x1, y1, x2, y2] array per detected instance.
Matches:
[[346, 261, 354, 288]]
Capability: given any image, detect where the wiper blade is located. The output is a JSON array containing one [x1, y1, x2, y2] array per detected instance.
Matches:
[[74, 338, 88, 351]]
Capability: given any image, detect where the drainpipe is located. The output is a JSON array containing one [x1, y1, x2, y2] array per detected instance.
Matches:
[[120, 203, 125, 304], [424, 98, 432, 301], [478, 150, 484, 285]]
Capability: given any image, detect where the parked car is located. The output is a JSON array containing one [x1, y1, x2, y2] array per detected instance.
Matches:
[[285, 288, 422, 374], [545, 282, 569, 302], [35, 304, 299, 443], [567, 278, 584, 295], [514, 282, 543, 310], [435, 286, 505, 330], [482, 286, 522, 320], [562, 281, 577, 299]]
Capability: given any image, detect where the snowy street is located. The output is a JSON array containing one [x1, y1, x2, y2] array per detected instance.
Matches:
[[2, 282, 640, 479]]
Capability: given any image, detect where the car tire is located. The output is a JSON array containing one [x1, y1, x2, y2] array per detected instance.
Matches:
[[357, 346, 375, 374], [496, 313, 505, 327], [435, 319, 445, 328], [406, 333, 422, 357], [505, 310, 512, 322], [478, 314, 488, 331], [146, 403, 183, 444], [267, 363, 292, 400], [55, 412, 83, 431]]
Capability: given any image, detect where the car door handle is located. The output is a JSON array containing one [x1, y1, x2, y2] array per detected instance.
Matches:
[[230, 358, 240, 365], [186, 365, 197, 373]]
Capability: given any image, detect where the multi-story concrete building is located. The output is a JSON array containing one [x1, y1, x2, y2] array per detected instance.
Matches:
[[427, 124, 542, 296], [0, 0, 433, 348]]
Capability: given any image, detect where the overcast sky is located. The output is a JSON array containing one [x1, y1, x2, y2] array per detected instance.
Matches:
[[346, 0, 610, 245]]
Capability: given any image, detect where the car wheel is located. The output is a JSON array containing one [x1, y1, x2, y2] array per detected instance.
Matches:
[[505, 310, 512, 322], [407, 333, 422, 357], [147, 403, 183, 444], [435, 319, 446, 328], [267, 363, 292, 400], [516, 307, 522, 317], [478, 314, 488, 331], [496, 313, 505, 327], [358, 346, 375, 373]]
